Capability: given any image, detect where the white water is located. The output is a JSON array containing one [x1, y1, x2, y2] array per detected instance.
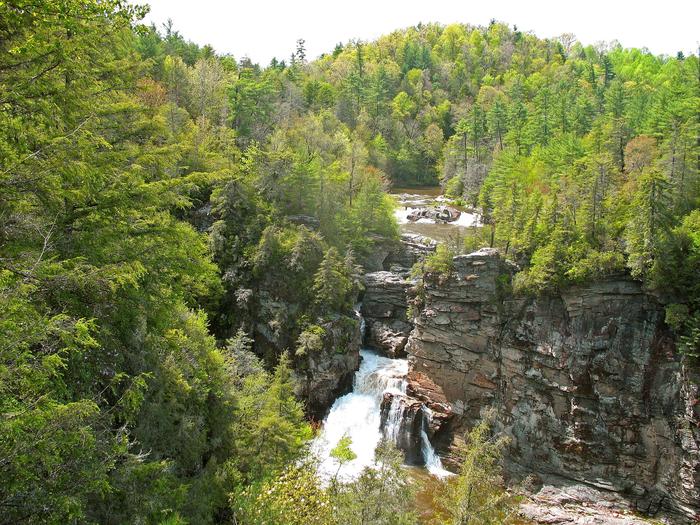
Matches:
[[394, 205, 480, 227], [393, 191, 481, 228], [311, 348, 451, 482], [420, 407, 446, 475]]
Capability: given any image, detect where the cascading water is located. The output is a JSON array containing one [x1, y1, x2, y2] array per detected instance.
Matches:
[[311, 345, 451, 481], [420, 407, 447, 476], [311, 349, 406, 481], [355, 303, 366, 343]]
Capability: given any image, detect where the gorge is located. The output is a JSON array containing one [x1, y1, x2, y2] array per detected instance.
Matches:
[[301, 190, 700, 523], [3, 5, 699, 523]]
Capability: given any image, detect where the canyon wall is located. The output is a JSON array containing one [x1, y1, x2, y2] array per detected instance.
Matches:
[[360, 233, 435, 357], [404, 249, 700, 521], [293, 315, 361, 419]]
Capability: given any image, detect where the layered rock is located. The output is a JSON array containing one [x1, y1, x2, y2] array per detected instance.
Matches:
[[361, 271, 412, 357], [519, 484, 666, 524], [384, 233, 436, 270], [359, 234, 435, 357], [406, 370, 452, 439], [406, 248, 700, 522]]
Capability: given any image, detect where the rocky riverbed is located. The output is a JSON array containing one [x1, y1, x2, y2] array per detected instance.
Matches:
[[392, 189, 480, 244]]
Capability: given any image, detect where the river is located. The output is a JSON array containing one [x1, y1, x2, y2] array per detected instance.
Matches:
[[391, 187, 480, 244], [310, 189, 455, 490]]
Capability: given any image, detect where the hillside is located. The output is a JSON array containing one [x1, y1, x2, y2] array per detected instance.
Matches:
[[0, 2, 698, 523]]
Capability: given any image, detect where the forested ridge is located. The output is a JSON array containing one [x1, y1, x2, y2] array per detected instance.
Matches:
[[0, 1, 698, 523]]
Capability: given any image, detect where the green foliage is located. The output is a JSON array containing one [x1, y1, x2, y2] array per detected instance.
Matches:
[[657, 211, 700, 358], [236, 462, 334, 525], [296, 325, 326, 357], [330, 434, 358, 486], [234, 441, 416, 525], [332, 440, 417, 525], [2, 3, 699, 521], [416, 244, 456, 279], [445, 176, 465, 198], [231, 352, 312, 482], [331, 435, 358, 464], [435, 411, 517, 525], [0, 3, 316, 522], [314, 248, 355, 314], [565, 250, 626, 283]]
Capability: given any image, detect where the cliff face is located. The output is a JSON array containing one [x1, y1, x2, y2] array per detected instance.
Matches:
[[361, 271, 412, 357], [406, 249, 700, 521], [360, 234, 435, 357], [249, 289, 361, 419], [293, 316, 361, 419]]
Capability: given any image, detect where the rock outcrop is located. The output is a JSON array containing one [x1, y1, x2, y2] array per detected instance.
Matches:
[[519, 483, 667, 524], [405, 370, 452, 439], [359, 234, 435, 357], [294, 316, 361, 419], [384, 233, 436, 270], [407, 205, 461, 223], [361, 271, 412, 357], [406, 248, 700, 522]]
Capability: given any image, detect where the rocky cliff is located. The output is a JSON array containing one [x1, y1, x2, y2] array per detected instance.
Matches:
[[406, 248, 700, 522], [247, 289, 361, 419], [361, 271, 413, 357], [293, 316, 361, 419], [359, 234, 435, 357]]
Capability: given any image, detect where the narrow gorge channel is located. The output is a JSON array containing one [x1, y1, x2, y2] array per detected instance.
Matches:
[[310, 189, 462, 482], [315, 188, 700, 523]]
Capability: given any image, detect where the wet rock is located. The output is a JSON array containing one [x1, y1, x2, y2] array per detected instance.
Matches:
[[380, 392, 424, 465], [406, 370, 452, 437], [407, 205, 462, 223]]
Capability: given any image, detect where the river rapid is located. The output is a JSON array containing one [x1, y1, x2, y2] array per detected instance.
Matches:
[[391, 187, 480, 244], [311, 188, 456, 483]]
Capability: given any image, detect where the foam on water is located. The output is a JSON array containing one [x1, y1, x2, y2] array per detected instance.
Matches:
[[311, 350, 406, 481], [311, 348, 451, 481], [421, 407, 451, 478], [393, 194, 481, 228]]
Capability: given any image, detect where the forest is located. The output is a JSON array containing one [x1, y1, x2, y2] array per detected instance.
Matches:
[[0, 1, 698, 524]]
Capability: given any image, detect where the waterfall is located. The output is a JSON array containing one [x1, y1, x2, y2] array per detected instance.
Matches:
[[310, 349, 407, 481], [420, 406, 449, 476], [355, 303, 366, 341], [382, 395, 406, 444], [311, 346, 451, 481]]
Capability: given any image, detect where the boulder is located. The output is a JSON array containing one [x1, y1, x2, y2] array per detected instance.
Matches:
[[406, 205, 462, 223]]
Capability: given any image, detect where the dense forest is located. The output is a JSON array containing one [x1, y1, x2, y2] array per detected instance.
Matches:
[[1, 1, 698, 523]]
